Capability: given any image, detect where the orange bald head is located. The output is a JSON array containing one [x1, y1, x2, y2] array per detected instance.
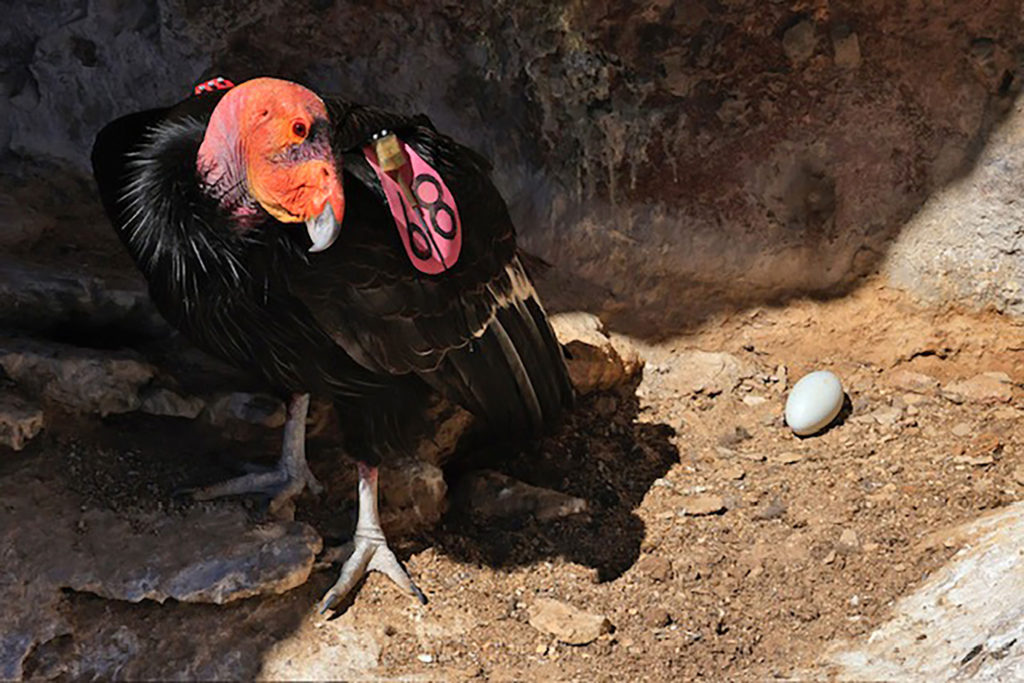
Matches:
[[198, 77, 344, 250]]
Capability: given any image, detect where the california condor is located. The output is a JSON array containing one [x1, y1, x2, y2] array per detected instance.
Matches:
[[91, 76, 573, 611]]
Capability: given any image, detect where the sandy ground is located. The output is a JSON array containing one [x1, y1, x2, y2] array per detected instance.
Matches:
[[6, 277, 1024, 680]]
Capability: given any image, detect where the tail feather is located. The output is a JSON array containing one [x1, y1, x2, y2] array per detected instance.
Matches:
[[422, 259, 574, 438], [496, 296, 564, 428], [488, 314, 545, 432], [523, 294, 575, 426]]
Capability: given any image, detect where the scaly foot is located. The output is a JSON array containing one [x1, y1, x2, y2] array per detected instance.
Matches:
[[187, 461, 323, 518], [319, 462, 427, 612], [319, 533, 427, 612], [184, 393, 323, 518]]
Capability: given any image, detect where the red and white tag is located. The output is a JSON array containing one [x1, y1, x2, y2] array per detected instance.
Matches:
[[363, 140, 462, 275], [192, 76, 234, 96]]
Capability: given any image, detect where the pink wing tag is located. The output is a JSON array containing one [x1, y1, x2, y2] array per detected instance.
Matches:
[[363, 140, 462, 275]]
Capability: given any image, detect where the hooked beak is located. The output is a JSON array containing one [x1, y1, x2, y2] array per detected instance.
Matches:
[[305, 169, 345, 253], [244, 154, 346, 252], [306, 200, 342, 253]]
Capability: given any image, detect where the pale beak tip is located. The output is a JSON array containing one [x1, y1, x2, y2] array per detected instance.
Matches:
[[306, 201, 342, 253]]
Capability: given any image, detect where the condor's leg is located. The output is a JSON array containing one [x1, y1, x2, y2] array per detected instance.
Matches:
[[319, 462, 426, 612], [188, 393, 323, 518]]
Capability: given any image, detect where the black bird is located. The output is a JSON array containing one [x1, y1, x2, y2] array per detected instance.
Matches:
[[91, 76, 573, 610]]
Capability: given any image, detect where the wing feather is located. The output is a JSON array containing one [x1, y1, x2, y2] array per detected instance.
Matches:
[[286, 99, 573, 434]]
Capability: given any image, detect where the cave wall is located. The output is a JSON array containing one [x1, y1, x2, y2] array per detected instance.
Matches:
[[2, 0, 1022, 333], [884, 95, 1024, 317]]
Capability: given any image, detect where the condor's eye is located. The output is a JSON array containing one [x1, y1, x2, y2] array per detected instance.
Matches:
[[292, 120, 308, 139]]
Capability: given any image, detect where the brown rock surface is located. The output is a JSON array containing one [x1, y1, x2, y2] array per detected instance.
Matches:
[[0, 390, 43, 450], [0, 464, 321, 678], [0, 340, 155, 416], [528, 598, 613, 645], [6, 0, 1021, 328], [455, 470, 589, 522], [550, 312, 643, 394], [2, 278, 1024, 681]]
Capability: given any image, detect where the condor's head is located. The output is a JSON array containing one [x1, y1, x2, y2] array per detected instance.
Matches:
[[197, 77, 344, 252]]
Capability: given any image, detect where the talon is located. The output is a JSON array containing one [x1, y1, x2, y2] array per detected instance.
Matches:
[[320, 535, 425, 612], [319, 464, 427, 612], [319, 593, 338, 614], [189, 470, 288, 502], [305, 470, 325, 497], [171, 485, 197, 500], [178, 394, 322, 518]]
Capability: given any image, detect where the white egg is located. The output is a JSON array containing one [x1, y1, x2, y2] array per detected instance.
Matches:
[[785, 370, 844, 436]]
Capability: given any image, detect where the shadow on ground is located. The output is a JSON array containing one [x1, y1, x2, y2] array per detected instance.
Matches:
[[436, 378, 678, 582]]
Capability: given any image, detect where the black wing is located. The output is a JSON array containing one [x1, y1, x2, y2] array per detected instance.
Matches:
[[287, 100, 574, 435]]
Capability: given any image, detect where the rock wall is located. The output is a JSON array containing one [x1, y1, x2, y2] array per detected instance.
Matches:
[[1, 0, 1023, 332], [884, 97, 1024, 317]]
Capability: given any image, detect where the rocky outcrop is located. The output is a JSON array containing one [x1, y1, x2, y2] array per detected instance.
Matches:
[[549, 312, 643, 394], [0, 260, 166, 342], [0, 339, 156, 416], [885, 98, 1024, 316], [0, 465, 321, 679]]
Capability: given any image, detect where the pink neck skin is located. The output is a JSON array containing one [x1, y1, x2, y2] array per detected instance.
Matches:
[[196, 94, 258, 219]]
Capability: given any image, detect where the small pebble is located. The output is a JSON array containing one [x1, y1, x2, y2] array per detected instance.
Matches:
[[832, 28, 861, 69], [644, 607, 672, 628], [871, 406, 902, 426], [953, 454, 995, 467], [636, 555, 673, 582], [752, 497, 786, 521], [417, 654, 434, 664], [719, 426, 752, 447], [771, 451, 807, 465], [951, 422, 973, 437], [774, 364, 789, 389], [965, 433, 1001, 457], [528, 598, 612, 645], [838, 528, 860, 553], [887, 369, 940, 393], [720, 464, 746, 480], [944, 373, 1014, 404], [682, 495, 727, 516]]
